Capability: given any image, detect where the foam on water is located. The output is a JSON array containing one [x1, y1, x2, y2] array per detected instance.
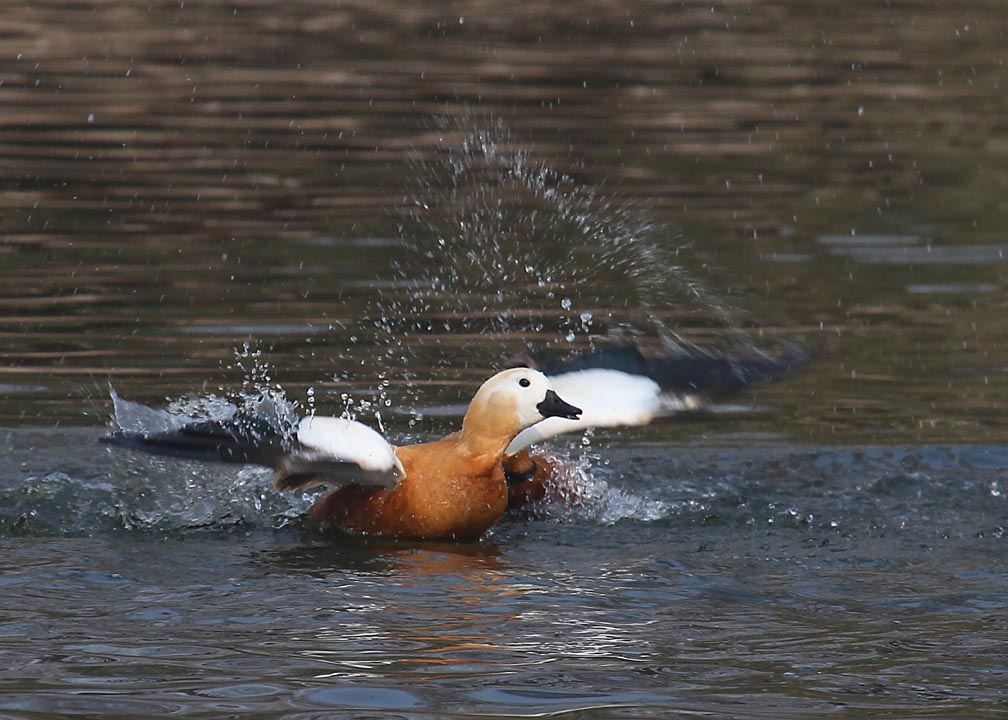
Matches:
[[2, 447, 315, 537], [80, 346, 320, 534], [508, 448, 671, 527]]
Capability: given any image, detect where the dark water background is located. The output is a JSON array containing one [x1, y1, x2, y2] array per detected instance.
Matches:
[[2, 1, 1007, 717]]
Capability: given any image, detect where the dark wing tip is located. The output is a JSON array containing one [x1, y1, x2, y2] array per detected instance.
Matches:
[[100, 415, 289, 467], [527, 340, 811, 398]]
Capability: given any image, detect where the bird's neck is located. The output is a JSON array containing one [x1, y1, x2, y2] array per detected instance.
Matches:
[[459, 410, 520, 464]]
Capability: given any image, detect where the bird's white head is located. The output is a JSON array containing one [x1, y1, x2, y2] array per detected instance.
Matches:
[[463, 368, 582, 442]]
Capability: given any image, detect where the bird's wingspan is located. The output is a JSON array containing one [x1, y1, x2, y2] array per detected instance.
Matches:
[[101, 393, 403, 491], [505, 342, 809, 454]]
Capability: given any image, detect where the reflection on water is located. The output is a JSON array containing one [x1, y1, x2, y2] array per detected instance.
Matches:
[[820, 233, 1008, 265]]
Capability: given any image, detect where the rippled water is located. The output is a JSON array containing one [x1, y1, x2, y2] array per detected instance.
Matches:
[[3, 430, 1006, 717], [3, 1, 1008, 717]]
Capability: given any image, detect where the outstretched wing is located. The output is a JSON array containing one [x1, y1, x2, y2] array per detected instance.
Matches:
[[505, 368, 700, 454], [506, 342, 809, 454], [101, 393, 404, 491], [523, 342, 809, 397], [102, 394, 290, 466], [275, 416, 404, 491]]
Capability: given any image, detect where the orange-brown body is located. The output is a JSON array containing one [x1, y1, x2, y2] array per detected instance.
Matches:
[[308, 432, 510, 541], [288, 368, 583, 541], [304, 376, 545, 541]]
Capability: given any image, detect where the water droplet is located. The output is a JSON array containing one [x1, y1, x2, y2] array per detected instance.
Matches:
[[857, 106, 865, 117], [560, 297, 572, 310]]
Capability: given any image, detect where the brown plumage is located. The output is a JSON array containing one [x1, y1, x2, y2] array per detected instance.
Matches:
[[503, 448, 586, 509], [281, 368, 581, 541]]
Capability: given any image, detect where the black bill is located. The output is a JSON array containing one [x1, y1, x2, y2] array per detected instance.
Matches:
[[536, 389, 582, 420]]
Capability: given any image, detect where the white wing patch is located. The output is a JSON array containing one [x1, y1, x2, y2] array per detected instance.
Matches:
[[506, 368, 703, 454], [289, 416, 405, 487]]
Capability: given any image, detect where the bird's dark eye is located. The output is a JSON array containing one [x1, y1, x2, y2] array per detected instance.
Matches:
[[519, 377, 531, 388]]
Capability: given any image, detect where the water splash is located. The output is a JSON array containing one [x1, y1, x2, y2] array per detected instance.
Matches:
[[2, 465, 314, 537], [327, 120, 771, 522], [94, 343, 317, 534], [84, 123, 780, 534], [514, 448, 671, 526], [361, 119, 750, 394]]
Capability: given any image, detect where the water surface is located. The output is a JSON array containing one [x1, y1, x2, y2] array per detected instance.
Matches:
[[2, 1, 1007, 717]]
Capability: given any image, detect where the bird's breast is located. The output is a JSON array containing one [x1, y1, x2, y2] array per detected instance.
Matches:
[[392, 445, 509, 540], [312, 441, 509, 541]]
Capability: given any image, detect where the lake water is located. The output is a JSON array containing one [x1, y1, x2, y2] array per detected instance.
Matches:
[[2, 1, 1007, 717]]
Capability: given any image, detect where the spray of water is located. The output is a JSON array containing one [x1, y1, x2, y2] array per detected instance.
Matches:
[[362, 119, 750, 396], [93, 121, 770, 532]]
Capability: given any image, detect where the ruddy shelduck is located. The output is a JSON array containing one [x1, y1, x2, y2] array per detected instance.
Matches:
[[103, 342, 808, 540], [105, 368, 582, 541]]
